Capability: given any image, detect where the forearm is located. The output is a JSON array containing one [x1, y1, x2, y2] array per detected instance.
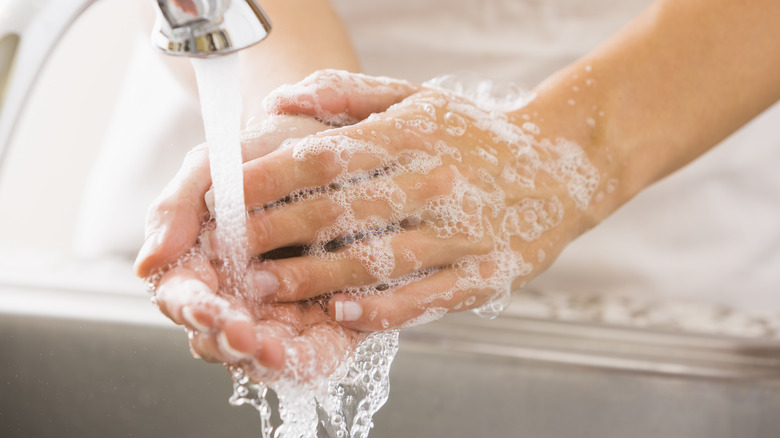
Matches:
[[513, 0, 780, 227], [239, 0, 361, 122]]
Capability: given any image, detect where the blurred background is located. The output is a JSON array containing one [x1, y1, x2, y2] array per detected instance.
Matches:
[[0, 0, 137, 253]]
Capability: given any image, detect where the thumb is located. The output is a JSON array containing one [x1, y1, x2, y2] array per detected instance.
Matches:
[[263, 69, 420, 126]]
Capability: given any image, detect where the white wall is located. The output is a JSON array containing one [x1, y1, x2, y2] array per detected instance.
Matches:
[[0, 0, 139, 252]]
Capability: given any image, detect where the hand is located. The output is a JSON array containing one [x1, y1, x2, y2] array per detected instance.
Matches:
[[135, 116, 369, 380], [230, 70, 605, 331], [153, 256, 364, 382], [134, 115, 329, 279]]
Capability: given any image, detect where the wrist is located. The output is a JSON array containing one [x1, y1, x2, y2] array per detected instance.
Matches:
[[505, 62, 623, 237]]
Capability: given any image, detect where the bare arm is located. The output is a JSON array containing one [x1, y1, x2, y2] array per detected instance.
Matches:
[[522, 0, 780, 226]]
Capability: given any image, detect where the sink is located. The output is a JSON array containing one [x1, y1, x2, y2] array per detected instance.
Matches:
[[2, 255, 780, 437]]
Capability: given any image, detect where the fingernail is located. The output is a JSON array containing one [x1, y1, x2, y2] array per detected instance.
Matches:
[[182, 305, 210, 332], [249, 358, 269, 375], [134, 229, 164, 275], [247, 270, 278, 298], [334, 301, 363, 322], [204, 189, 215, 217], [218, 331, 251, 361]]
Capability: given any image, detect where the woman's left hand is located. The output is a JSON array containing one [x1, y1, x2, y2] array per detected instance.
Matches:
[[228, 70, 606, 331]]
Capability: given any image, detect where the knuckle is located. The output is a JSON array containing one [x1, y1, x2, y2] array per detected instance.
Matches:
[[147, 195, 176, 222], [247, 164, 287, 205], [183, 143, 209, 164], [308, 149, 342, 182], [424, 167, 456, 196], [319, 199, 345, 224], [472, 236, 495, 255], [259, 167, 284, 199], [249, 214, 273, 252], [279, 262, 319, 300]]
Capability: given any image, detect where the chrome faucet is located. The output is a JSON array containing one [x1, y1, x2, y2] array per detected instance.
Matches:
[[0, 0, 271, 168], [153, 0, 271, 57]]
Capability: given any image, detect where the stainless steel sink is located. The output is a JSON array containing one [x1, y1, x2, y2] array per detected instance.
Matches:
[[2, 258, 780, 438]]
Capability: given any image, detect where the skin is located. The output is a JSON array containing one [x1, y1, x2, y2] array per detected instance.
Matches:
[[136, 0, 780, 382], [135, 1, 363, 380]]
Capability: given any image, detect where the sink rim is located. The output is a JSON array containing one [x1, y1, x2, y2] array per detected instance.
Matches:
[[3, 274, 780, 382]]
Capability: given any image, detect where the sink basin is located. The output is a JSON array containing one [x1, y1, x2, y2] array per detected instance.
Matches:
[[2, 256, 780, 437]]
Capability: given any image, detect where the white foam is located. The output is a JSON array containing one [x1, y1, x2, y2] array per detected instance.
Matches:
[[280, 71, 602, 329], [400, 307, 449, 328], [264, 69, 418, 126], [188, 64, 409, 438], [171, 69, 607, 437], [502, 197, 564, 243]]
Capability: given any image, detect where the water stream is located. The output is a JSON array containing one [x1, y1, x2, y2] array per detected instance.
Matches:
[[191, 54, 250, 292], [191, 56, 395, 438]]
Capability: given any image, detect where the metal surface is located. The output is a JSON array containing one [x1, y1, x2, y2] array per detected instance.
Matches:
[[151, 0, 271, 57], [2, 278, 780, 438]]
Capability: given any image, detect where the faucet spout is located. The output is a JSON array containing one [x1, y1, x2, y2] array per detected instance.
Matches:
[[152, 0, 272, 57], [0, 0, 271, 170]]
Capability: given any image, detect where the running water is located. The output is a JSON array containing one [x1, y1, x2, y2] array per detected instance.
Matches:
[[192, 54, 278, 435], [187, 61, 599, 437], [191, 54, 250, 291], [191, 56, 396, 438]]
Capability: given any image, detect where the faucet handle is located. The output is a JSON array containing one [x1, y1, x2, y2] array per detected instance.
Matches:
[[152, 0, 271, 57]]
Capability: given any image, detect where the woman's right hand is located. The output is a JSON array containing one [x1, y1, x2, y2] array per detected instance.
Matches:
[[133, 115, 329, 279], [132, 115, 367, 382]]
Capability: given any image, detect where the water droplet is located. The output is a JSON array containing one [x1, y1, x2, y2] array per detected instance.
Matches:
[[444, 111, 467, 136]]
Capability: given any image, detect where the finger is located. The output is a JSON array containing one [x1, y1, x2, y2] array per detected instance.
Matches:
[[135, 117, 327, 278], [277, 318, 364, 382], [241, 115, 331, 162], [214, 305, 359, 382], [239, 130, 403, 216], [217, 319, 285, 372], [238, 158, 458, 257], [188, 331, 222, 363], [153, 256, 224, 330], [326, 267, 497, 331], [135, 145, 211, 278], [264, 69, 420, 125], [186, 319, 284, 372], [180, 303, 288, 373], [246, 229, 492, 303], [242, 95, 460, 214]]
